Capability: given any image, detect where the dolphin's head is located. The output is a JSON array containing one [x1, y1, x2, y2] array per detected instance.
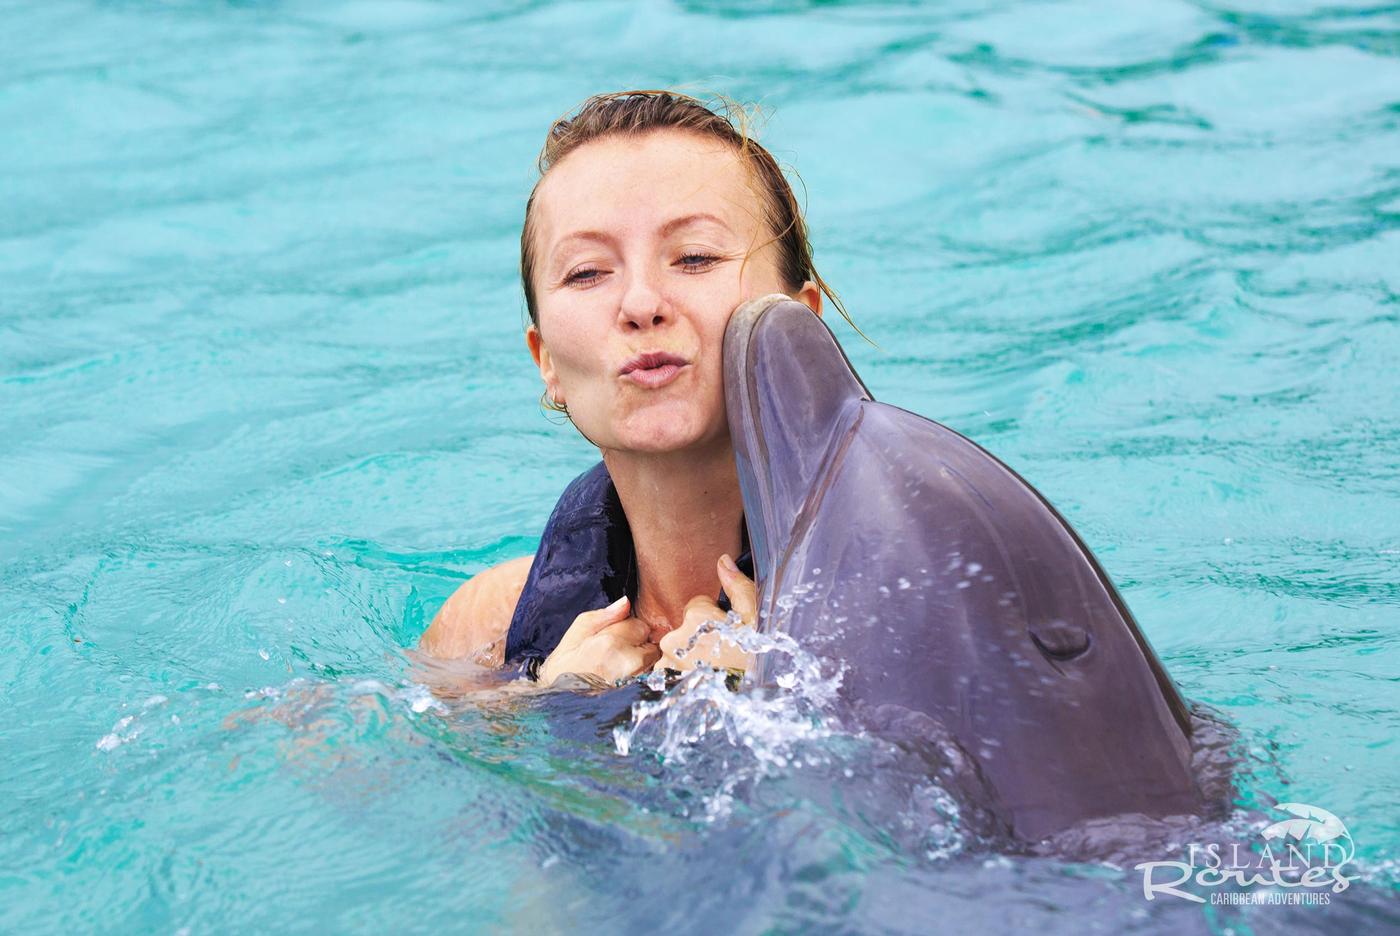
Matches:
[[722, 293, 1205, 840], [723, 294, 871, 584]]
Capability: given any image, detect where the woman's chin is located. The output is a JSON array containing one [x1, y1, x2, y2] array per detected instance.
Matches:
[[610, 412, 715, 455]]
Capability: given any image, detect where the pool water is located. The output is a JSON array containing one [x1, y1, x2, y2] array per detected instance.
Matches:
[[3, 0, 1397, 932]]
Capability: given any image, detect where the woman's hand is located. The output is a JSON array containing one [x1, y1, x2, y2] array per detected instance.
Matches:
[[654, 554, 758, 675], [536, 595, 661, 688]]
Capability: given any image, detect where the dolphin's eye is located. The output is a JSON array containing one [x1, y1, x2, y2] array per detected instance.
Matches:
[[1028, 620, 1091, 661]]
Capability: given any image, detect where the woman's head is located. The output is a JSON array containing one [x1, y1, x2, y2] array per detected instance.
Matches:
[[520, 90, 848, 455]]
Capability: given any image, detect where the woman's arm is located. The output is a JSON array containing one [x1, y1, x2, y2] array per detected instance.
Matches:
[[417, 555, 534, 665]]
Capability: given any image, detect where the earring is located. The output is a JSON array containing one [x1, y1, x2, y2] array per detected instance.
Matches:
[[541, 389, 569, 415]]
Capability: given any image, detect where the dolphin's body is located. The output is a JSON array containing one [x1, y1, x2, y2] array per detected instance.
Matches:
[[724, 294, 1204, 842]]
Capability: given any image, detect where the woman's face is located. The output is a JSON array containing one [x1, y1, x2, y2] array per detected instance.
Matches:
[[526, 129, 820, 455]]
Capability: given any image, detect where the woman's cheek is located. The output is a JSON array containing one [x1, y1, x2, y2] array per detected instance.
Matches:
[[549, 323, 606, 396]]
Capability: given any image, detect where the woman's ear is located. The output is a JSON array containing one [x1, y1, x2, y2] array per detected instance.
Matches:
[[526, 325, 564, 405], [795, 280, 823, 318], [525, 324, 545, 367]]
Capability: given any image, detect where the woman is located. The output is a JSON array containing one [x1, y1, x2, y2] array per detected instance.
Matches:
[[418, 90, 849, 688]]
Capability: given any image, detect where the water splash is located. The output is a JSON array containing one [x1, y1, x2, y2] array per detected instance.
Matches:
[[612, 612, 847, 821]]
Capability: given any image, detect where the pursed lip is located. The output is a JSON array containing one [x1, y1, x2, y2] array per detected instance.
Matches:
[[618, 350, 690, 376]]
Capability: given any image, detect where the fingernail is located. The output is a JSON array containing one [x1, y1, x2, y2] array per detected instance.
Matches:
[[610, 595, 628, 609], [720, 554, 739, 573]]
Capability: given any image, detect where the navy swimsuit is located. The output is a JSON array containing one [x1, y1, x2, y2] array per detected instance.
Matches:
[[503, 460, 754, 672]]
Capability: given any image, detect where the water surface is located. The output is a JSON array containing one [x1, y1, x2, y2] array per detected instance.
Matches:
[[3, 0, 1398, 931]]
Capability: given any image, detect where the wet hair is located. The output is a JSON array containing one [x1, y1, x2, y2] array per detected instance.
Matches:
[[520, 90, 860, 377]]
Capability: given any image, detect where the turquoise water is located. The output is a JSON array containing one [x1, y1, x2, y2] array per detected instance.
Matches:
[[3, 0, 1398, 931]]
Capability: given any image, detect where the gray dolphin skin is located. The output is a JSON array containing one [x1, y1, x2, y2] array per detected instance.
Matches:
[[723, 293, 1204, 843]]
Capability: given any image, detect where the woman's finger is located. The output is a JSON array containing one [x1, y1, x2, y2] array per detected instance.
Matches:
[[602, 615, 650, 646], [717, 554, 759, 624], [659, 611, 705, 657], [611, 643, 658, 681], [572, 595, 631, 638], [681, 593, 723, 627], [657, 626, 680, 658]]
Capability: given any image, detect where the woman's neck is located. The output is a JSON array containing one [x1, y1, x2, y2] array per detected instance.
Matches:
[[602, 441, 745, 639]]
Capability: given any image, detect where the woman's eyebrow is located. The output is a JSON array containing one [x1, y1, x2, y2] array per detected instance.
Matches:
[[551, 212, 733, 256]]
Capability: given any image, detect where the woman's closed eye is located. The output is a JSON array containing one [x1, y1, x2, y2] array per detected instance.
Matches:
[[562, 253, 722, 288], [677, 252, 721, 272]]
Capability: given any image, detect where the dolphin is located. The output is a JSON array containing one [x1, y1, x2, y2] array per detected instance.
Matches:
[[722, 293, 1206, 843]]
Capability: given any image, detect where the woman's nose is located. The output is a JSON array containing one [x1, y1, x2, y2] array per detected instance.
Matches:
[[616, 266, 671, 331]]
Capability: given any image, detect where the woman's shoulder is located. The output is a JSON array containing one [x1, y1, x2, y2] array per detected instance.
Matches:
[[418, 555, 534, 665]]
